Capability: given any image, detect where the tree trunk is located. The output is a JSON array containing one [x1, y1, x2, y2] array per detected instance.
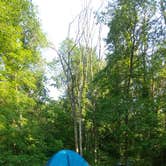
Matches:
[[74, 119, 79, 153], [70, 87, 79, 153], [79, 119, 83, 155]]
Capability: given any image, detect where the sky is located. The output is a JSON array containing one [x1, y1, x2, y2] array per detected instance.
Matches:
[[32, 0, 108, 99], [33, 0, 107, 59]]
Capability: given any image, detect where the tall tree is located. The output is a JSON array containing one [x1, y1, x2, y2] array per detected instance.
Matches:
[[50, 1, 105, 156], [0, 0, 48, 165], [91, 0, 166, 165]]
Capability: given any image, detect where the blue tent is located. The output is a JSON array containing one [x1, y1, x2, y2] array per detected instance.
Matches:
[[46, 150, 89, 166]]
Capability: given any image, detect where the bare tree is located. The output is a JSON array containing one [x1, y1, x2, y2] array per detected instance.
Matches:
[[50, 0, 106, 156]]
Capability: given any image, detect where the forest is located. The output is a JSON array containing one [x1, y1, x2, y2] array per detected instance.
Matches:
[[0, 0, 166, 165]]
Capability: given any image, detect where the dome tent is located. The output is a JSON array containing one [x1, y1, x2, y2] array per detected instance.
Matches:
[[46, 150, 89, 166]]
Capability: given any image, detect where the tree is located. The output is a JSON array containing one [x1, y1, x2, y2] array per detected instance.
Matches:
[[50, 1, 105, 157], [91, 0, 166, 165], [0, 0, 48, 165]]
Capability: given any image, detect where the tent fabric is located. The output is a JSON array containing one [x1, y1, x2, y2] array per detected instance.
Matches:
[[46, 150, 89, 166]]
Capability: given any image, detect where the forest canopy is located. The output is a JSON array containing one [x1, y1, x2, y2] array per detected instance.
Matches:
[[0, 0, 166, 166]]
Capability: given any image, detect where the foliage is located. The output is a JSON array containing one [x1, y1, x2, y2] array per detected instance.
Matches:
[[0, 0, 71, 165], [88, 0, 166, 165], [1, 0, 166, 165]]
